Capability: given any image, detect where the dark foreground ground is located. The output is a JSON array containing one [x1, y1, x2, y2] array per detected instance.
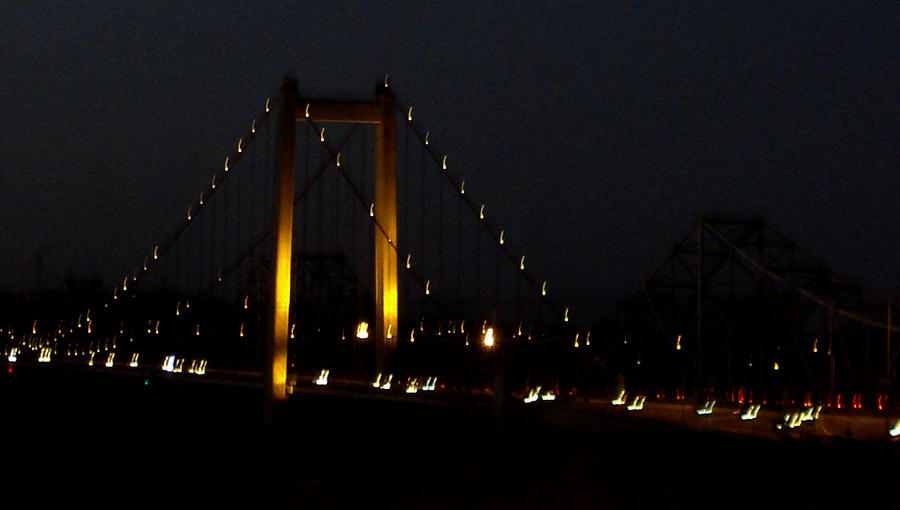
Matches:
[[2, 366, 899, 509]]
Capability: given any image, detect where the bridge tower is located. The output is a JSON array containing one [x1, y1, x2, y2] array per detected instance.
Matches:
[[268, 78, 398, 402]]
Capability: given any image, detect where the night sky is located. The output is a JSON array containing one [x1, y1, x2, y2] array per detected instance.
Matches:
[[2, 2, 898, 317]]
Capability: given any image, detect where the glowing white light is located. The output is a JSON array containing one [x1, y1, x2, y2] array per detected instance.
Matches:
[[406, 253, 411, 269], [425, 131, 430, 145], [423, 376, 437, 391], [130, 353, 139, 368], [356, 322, 369, 339], [541, 281, 547, 296], [741, 404, 761, 421], [800, 406, 815, 422], [380, 373, 393, 390], [174, 358, 184, 373], [369, 203, 375, 217], [524, 386, 541, 404], [405, 377, 419, 394], [541, 390, 557, 401], [87, 351, 95, 367], [336, 152, 341, 167], [251, 119, 256, 133], [890, 420, 900, 437], [199, 191, 204, 205], [676, 334, 682, 351], [499, 230, 505, 245], [407, 107, 413, 121], [460, 180, 465, 194], [237, 137, 243, 153], [564, 307, 569, 322], [224, 157, 229, 172], [211, 175, 216, 189], [519, 256, 525, 270], [425, 280, 431, 295], [783, 412, 803, 429], [627, 395, 646, 411], [153, 245, 159, 260], [38, 347, 51, 363], [611, 390, 627, 406], [320, 128, 325, 143], [373, 373, 382, 388], [483, 327, 495, 348], [479, 204, 485, 220], [696, 400, 716, 415], [105, 352, 115, 368], [265, 98, 270, 112], [162, 355, 176, 373], [442, 155, 447, 170], [315, 369, 330, 386]]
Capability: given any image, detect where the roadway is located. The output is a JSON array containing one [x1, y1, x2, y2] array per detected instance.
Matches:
[[3, 365, 900, 509]]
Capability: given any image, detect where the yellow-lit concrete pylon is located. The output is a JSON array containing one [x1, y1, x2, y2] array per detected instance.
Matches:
[[267, 78, 399, 403], [373, 84, 399, 376], [268, 78, 298, 403]]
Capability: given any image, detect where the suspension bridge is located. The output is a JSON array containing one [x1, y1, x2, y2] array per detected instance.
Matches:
[[3, 77, 900, 443]]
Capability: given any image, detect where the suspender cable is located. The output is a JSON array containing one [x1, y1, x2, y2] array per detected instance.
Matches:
[[302, 120, 310, 266], [332, 131, 339, 254], [456, 180, 462, 320], [475, 214, 481, 321], [420, 133, 426, 317], [394, 99, 564, 323], [196, 125, 360, 301], [495, 232, 501, 316], [438, 156, 444, 308], [404, 124, 412, 325], [236, 126, 244, 304], [317, 129, 324, 255], [306, 117, 451, 319]]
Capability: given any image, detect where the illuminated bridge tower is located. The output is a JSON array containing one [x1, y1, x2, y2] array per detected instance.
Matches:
[[269, 78, 398, 402]]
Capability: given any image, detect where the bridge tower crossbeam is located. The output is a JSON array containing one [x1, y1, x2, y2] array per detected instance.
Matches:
[[269, 78, 398, 402]]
